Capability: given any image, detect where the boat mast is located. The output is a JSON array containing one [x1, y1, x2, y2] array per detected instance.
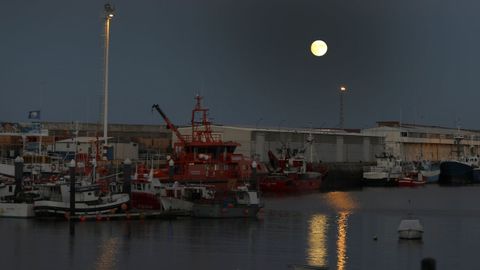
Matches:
[[102, 3, 115, 148]]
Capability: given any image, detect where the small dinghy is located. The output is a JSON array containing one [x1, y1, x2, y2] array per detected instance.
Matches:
[[398, 217, 424, 240]]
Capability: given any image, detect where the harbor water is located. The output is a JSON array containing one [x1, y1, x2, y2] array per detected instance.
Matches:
[[2, 185, 480, 269]]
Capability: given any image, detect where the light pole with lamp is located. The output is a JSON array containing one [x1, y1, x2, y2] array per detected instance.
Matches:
[[102, 3, 115, 157], [339, 85, 347, 129]]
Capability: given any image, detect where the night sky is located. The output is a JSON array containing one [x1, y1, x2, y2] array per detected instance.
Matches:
[[1, 0, 479, 129]]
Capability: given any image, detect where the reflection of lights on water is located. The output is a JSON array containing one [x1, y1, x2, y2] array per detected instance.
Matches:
[[337, 212, 349, 270], [326, 192, 357, 211], [308, 215, 328, 267], [96, 237, 120, 270]]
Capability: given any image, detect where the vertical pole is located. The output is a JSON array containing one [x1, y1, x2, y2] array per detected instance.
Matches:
[[103, 9, 111, 146], [102, 4, 115, 148], [251, 160, 258, 191], [123, 159, 132, 196], [14, 156, 24, 197], [169, 158, 175, 181], [69, 160, 76, 218], [339, 91, 344, 129], [339, 85, 347, 129]]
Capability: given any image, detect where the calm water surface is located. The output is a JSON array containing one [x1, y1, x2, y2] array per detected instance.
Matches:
[[2, 185, 480, 270]]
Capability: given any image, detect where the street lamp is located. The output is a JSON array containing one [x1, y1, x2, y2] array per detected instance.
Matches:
[[102, 3, 115, 147], [339, 85, 347, 129]]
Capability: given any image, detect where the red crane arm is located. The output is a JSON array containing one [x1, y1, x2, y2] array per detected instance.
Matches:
[[152, 104, 186, 144]]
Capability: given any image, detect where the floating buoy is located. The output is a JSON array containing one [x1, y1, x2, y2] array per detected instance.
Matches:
[[79, 216, 86, 222], [373, 235, 378, 241]]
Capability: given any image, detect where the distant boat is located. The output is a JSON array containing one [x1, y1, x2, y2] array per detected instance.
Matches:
[[362, 152, 402, 187], [418, 160, 440, 183], [397, 174, 426, 187], [398, 218, 424, 240], [439, 156, 478, 185], [191, 185, 263, 218], [259, 150, 323, 193]]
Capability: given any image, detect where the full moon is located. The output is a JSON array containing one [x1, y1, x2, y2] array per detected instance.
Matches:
[[311, 40, 328, 57]]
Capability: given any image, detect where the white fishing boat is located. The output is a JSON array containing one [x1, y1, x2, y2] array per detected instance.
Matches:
[[191, 185, 263, 218], [159, 182, 216, 214], [34, 181, 129, 218], [362, 152, 402, 186], [0, 181, 36, 218]]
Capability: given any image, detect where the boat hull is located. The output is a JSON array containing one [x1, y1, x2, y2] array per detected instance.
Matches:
[[397, 178, 426, 187], [192, 203, 262, 218], [439, 161, 473, 185], [33, 194, 130, 218], [398, 229, 423, 240], [0, 203, 34, 218], [131, 192, 161, 210], [420, 170, 440, 183], [260, 173, 322, 193], [160, 196, 194, 213]]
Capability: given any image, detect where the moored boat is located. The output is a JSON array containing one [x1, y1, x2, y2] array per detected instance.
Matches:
[[191, 186, 263, 218], [151, 96, 255, 191], [439, 158, 477, 185], [34, 181, 129, 218], [259, 150, 323, 193], [398, 218, 424, 240], [362, 152, 402, 187], [0, 181, 35, 218], [397, 174, 426, 187]]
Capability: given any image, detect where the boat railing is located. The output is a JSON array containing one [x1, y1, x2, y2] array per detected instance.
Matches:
[[0, 157, 14, 166], [181, 134, 223, 143], [363, 166, 387, 173]]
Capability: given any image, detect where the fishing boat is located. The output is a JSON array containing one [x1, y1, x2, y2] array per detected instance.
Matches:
[[128, 164, 164, 210], [191, 185, 263, 218], [259, 150, 323, 193], [151, 95, 255, 191], [159, 182, 216, 214], [418, 160, 440, 184], [439, 134, 479, 185], [397, 173, 426, 187], [362, 152, 402, 187], [33, 180, 129, 218], [439, 156, 478, 185], [0, 181, 36, 218]]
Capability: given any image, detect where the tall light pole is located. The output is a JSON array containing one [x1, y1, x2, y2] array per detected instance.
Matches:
[[339, 85, 347, 129], [102, 3, 115, 148]]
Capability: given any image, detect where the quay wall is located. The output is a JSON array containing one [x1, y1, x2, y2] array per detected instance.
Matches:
[[320, 162, 374, 191]]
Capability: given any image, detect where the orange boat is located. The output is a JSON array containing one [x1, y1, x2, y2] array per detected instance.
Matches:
[[152, 96, 256, 191]]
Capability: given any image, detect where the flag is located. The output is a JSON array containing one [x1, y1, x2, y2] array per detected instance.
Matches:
[[28, 110, 40, 120]]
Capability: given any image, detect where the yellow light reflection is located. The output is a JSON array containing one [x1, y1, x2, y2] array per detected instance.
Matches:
[[96, 237, 120, 270], [307, 214, 328, 267], [337, 212, 349, 270], [326, 192, 357, 211]]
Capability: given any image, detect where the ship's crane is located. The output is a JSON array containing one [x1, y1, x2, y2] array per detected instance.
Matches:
[[152, 104, 186, 145]]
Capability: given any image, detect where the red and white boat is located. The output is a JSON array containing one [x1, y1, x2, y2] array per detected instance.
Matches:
[[129, 164, 165, 210], [259, 150, 324, 193], [152, 95, 256, 191], [397, 173, 426, 187]]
